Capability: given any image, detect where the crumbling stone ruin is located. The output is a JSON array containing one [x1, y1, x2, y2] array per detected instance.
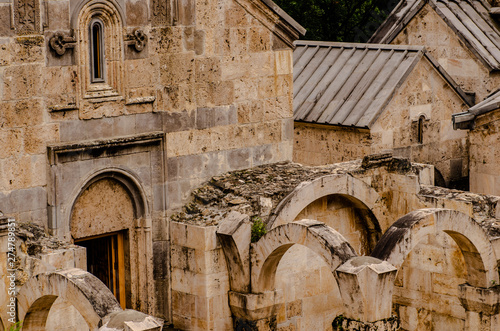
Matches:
[[1, 0, 500, 330]]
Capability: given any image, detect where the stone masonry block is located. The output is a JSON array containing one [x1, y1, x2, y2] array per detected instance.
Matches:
[[162, 110, 196, 133], [0, 128, 23, 158], [196, 107, 216, 130], [0, 5, 14, 37], [3, 99, 44, 128], [227, 148, 251, 170], [3, 64, 42, 100], [46, 0, 69, 31], [13, 36, 44, 64], [153, 241, 170, 280]]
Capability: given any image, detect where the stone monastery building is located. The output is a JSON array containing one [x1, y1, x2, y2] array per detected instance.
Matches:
[[0, 0, 500, 330]]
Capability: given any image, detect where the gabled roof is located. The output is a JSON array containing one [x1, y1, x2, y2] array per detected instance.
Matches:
[[293, 41, 473, 128], [453, 89, 500, 129], [369, 0, 500, 71]]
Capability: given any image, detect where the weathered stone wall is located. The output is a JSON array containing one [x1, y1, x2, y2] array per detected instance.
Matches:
[[391, 4, 500, 102], [469, 110, 500, 196], [0, 0, 296, 221], [371, 57, 469, 186], [293, 122, 371, 166], [0, 0, 299, 321]]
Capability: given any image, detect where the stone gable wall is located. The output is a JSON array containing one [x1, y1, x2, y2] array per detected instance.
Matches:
[[391, 3, 500, 103], [371, 57, 469, 186]]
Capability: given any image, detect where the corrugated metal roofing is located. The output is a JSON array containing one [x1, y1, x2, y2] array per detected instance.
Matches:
[[293, 41, 425, 128], [370, 0, 500, 71]]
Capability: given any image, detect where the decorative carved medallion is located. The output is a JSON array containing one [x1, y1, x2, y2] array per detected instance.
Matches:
[[14, 0, 40, 34]]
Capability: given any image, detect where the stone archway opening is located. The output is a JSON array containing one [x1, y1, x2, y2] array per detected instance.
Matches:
[[69, 170, 151, 312], [391, 230, 468, 330], [273, 192, 381, 329], [371, 209, 499, 330], [71, 177, 135, 309], [294, 193, 381, 255], [249, 220, 357, 330], [275, 244, 344, 330], [44, 296, 90, 331]]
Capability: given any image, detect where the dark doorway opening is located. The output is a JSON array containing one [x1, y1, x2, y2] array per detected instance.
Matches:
[[76, 231, 127, 308]]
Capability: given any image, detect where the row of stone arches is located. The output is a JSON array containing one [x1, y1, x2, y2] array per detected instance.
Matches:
[[252, 208, 497, 292], [218, 173, 499, 329]]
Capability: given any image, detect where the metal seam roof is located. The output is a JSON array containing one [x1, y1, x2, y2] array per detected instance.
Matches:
[[293, 41, 472, 128], [369, 0, 500, 71]]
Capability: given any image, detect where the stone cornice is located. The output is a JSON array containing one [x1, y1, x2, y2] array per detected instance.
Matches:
[[235, 0, 306, 48]]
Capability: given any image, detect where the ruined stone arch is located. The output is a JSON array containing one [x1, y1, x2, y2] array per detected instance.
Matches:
[[268, 174, 383, 254], [17, 269, 121, 331], [269, 174, 382, 229], [250, 219, 357, 293], [371, 208, 499, 288]]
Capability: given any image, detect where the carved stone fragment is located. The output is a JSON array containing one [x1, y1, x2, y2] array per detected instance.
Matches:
[[14, 0, 40, 34]]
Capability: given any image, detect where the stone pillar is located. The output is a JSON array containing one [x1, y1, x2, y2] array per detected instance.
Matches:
[[334, 256, 398, 329], [459, 283, 500, 331], [170, 221, 233, 330], [228, 290, 283, 331]]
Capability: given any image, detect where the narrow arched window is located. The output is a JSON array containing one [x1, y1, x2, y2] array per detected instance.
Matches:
[[417, 115, 425, 144], [90, 19, 105, 82]]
